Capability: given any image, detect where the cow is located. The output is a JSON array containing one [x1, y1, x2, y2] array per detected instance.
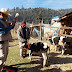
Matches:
[[49, 36, 67, 55], [49, 35, 72, 55], [26, 42, 50, 67], [49, 36, 61, 51], [61, 37, 72, 55]]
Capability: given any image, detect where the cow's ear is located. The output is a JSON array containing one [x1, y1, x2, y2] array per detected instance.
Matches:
[[47, 45, 49, 48]]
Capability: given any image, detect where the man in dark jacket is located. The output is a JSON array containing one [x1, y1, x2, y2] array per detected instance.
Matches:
[[17, 21, 30, 58]]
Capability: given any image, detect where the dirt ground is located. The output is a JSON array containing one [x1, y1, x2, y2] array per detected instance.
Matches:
[[10, 32, 72, 72]]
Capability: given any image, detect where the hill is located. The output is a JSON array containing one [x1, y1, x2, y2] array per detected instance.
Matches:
[[8, 8, 72, 24]]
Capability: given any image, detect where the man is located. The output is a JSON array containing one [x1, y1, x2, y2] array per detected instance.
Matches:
[[0, 8, 18, 71], [17, 21, 30, 58]]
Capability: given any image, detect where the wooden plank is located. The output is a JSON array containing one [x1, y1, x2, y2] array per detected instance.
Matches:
[[47, 26, 72, 29], [30, 24, 72, 29], [30, 24, 43, 27], [46, 32, 72, 37]]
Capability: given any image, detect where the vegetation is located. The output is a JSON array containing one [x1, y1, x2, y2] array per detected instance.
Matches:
[[8, 7, 72, 24]]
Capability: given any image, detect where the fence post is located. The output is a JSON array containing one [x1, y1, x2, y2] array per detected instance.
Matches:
[[30, 22, 33, 36], [40, 19, 43, 40]]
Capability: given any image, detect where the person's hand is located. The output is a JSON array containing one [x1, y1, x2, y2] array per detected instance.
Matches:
[[10, 17, 18, 27], [14, 17, 18, 21], [25, 40, 27, 43]]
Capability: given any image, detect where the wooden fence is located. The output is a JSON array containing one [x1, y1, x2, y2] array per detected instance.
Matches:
[[29, 22, 72, 40], [45, 26, 72, 38]]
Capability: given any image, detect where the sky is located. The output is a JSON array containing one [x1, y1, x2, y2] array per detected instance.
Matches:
[[1, 0, 72, 10]]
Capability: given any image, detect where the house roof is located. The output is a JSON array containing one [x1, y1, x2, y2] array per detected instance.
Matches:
[[59, 12, 72, 27]]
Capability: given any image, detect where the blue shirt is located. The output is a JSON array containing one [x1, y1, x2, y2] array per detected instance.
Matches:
[[0, 17, 14, 35]]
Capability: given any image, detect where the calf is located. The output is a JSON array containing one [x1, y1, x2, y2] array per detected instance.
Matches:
[[49, 36, 61, 51], [49, 36, 72, 55], [28, 42, 50, 67], [61, 37, 72, 55], [49, 36, 66, 55]]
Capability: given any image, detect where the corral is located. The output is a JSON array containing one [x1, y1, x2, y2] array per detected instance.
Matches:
[[5, 31, 72, 72], [5, 12, 72, 72]]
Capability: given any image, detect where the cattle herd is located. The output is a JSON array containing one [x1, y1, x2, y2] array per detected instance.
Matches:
[[49, 36, 72, 55], [23, 36, 72, 67]]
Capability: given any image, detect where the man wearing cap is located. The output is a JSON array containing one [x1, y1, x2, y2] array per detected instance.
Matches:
[[17, 21, 30, 58], [0, 8, 18, 71]]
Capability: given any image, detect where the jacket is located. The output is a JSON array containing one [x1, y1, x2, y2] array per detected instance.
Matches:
[[17, 26, 30, 42], [0, 18, 15, 41]]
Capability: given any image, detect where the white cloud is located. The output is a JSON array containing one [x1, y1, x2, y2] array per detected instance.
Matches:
[[20, 0, 37, 8]]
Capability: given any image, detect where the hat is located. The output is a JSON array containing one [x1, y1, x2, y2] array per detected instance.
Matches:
[[21, 21, 26, 26], [0, 8, 11, 16]]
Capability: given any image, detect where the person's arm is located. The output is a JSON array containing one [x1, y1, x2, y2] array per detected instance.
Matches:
[[0, 22, 12, 34], [10, 13, 19, 28], [0, 17, 18, 34], [10, 17, 18, 28]]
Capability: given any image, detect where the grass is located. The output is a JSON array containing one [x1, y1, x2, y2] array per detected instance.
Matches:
[[5, 43, 43, 72], [5, 32, 34, 72], [5, 32, 44, 72], [6, 44, 33, 71]]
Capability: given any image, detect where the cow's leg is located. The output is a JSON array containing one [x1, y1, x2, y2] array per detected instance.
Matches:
[[48, 47, 50, 54], [42, 52, 47, 67], [55, 45, 57, 51], [28, 50, 32, 61], [62, 42, 66, 55], [46, 54, 49, 66], [62, 48, 65, 55]]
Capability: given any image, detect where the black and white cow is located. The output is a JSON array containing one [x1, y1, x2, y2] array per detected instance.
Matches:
[[61, 37, 72, 55], [49, 36, 61, 51], [27, 42, 50, 67], [49, 36, 72, 55], [49, 36, 67, 55]]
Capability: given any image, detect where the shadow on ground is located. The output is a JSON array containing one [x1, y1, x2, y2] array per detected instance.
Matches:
[[7, 52, 72, 72], [49, 52, 72, 64]]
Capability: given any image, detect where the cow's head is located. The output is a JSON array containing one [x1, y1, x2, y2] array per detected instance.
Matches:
[[43, 43, 50, 52]]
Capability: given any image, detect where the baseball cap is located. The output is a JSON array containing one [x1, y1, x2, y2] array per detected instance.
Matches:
[[21, 21, 26, 26]]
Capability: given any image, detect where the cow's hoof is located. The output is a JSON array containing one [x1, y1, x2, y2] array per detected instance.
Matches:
[[20, 56, 24, 59], [43, 65, 46, 68], [61, 54, 63, 56], [28, 57, 31, 61], [23, 55, 27, 58]]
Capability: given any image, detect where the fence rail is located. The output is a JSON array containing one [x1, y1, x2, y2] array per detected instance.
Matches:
[[46, 32, 72, 37], [45, 26, 72, 38], [47, 26, 72, 29], [30, 24, 72, 40]]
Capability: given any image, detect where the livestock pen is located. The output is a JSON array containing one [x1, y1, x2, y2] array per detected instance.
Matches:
[[5, 13, 72, 71], [5, 31, 72, 72]]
